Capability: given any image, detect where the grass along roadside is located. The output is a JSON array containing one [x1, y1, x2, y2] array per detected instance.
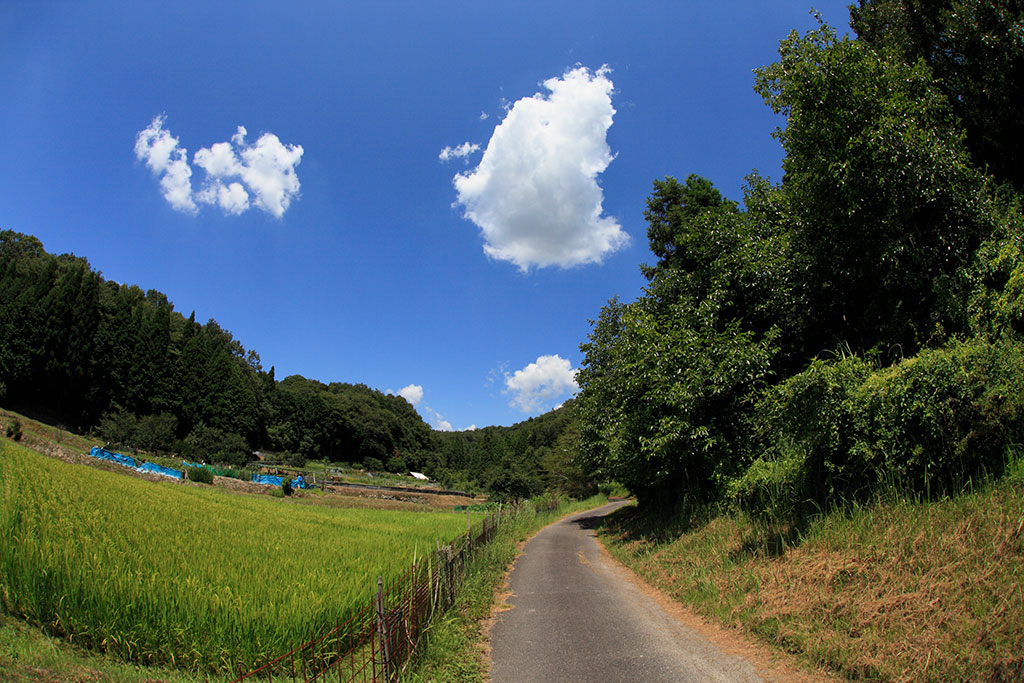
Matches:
[[597, 478, 1024, 682], [403, 494, 611, 683]]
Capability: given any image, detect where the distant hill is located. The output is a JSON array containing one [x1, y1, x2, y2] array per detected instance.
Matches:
[[0, 229, 582, 496]]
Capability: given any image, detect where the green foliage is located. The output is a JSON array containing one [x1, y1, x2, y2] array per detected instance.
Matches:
[[181, 423, 248, 466], [185, 466, 213, 485], [754, 23, 989, 354], [577, 176, 785, 507], [281, 477, 293, 496], [727, 447, 807, 525], [736, 338, 1024, 521], [486, 472, 539, 502], [363, 456, 384, 472], [850, 0, 1024, 190], [540, 409, 597, 499], [578, 13, 1023, 518], [98, 408, 137, 450], [386, 453, 407, 474], [5, 418, 22, 442], [969, 194, 1024, 337], [737, 353, 875, 519], [280, 450, 307, 468], [850, 337, 1024, 494], [432, 404, 577, 495]]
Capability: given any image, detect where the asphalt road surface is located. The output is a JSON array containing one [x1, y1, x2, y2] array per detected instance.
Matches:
[[489, 501, 764, 683]]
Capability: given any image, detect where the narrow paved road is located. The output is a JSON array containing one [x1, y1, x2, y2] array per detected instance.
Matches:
[[489, 501, 764, 683]]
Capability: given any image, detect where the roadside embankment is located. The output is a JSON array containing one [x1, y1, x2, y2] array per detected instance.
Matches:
[[598, 480, 1024, 682]]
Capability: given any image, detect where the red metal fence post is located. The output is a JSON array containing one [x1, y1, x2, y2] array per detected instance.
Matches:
[[375, 576, 389, 682]]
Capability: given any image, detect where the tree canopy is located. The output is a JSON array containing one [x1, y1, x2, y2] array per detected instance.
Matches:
[[576, 3, 1024, 511]]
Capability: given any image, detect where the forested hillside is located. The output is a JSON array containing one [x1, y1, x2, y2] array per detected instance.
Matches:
[[576, 2, 1024, 516], [0, 232, 579, 495]]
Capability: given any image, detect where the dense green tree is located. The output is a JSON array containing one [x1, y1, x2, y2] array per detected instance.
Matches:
[[849, 0, 1024, 189], [577, 174, 789, 507], [754, 23, 991, 355], [577, 13, 1022, 514]]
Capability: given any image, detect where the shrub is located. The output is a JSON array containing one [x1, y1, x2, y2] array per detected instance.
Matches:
[[186, 466, 214, 484], [738, 353, 873, 519], [728, 447, 807, 523], [283, 451, 307, 468], [851, 336, 1024, 495], [98, 408, 138, 449], [363, 457, 384, 472], [487, 472, 540, 501], [182, 424, 249, 466], [281, 478, 293, 496], [6, 418, 23, 442]]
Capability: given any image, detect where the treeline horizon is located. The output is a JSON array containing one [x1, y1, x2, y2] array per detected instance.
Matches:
[[0, 232, 576, 498]]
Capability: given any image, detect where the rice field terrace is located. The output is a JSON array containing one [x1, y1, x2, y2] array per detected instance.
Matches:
[[0, 439, 483, 676]]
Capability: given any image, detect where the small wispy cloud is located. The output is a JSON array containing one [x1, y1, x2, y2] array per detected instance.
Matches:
[[449, 65, 628, 271], [439, 142, 481, 163], [504, 354, 579, 413], [135, 115, 303, 218], [422, 405, 454, 431]]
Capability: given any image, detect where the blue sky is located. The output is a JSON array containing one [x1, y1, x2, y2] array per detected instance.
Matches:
[[1, 2, 852, 431]]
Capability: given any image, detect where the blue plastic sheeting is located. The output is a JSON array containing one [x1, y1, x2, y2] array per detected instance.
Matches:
[[136, 461, 184, 480], [86, 446, 183, 480], [252, 473, 309, 489], [252, 474, 283, 487], [182, 461, 212, 471], [88, 446, 138, 469]]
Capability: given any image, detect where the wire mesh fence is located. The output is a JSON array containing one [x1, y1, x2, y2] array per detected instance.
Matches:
[[231, 499, 555, 682]]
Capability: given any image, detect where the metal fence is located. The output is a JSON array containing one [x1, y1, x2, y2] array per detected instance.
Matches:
[[231, 500, 553, 682]]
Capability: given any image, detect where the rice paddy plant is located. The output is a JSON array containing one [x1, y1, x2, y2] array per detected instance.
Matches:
[[0, 441, 479, 675]]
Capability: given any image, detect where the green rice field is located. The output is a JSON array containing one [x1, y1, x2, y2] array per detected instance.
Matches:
[[0, 440, 479, 675]]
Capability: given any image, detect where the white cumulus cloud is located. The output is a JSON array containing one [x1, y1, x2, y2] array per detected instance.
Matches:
[[135, 116, 303, 218], [450, 65, 628, 271], [134, 115, 197, 214], [505, 354, 579, 413], [439, 142, 481, 162], [387, 384, 424, 406]]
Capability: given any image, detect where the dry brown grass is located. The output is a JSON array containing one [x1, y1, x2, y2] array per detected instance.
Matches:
[[600, 484, 1024, 682]]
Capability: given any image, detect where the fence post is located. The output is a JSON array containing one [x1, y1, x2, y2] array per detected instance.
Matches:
[[376, 576, 390, 681]]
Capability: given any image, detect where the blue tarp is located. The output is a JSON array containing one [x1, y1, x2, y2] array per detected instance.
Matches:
[[252, 473, 309, 489], [87, 446, 182, 480], [88, 446, 138, 469], [136, 461, 184, 480]]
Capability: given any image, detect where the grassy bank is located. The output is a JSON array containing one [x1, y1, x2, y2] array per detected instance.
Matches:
[[405, 495, 610, 682], [0, 440, 481, 676], [0, 612, 222, 683], [598, 478, 1024, 681]]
